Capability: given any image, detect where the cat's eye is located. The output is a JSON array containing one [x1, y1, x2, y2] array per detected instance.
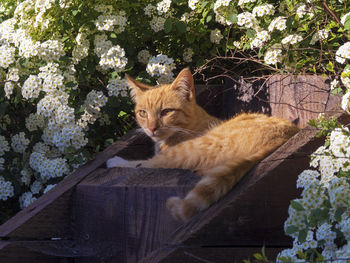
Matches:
[[138, 110, 148, 118], [160, 108, 175, 117]]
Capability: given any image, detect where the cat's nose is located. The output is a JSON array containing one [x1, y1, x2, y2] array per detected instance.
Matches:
[[149, 126, 157, 134]]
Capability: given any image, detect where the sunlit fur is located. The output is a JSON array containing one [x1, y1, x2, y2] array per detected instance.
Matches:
[[121, 68, 299, 221]]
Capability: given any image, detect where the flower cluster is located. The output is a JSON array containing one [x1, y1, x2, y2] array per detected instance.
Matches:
[[0, 176, 14, 201], [107, 78, 128, 97], [210, 29, 224, 44], [146, 54, 176, 83], [336, 42, 350, 64], [278, 127, 350, 261]]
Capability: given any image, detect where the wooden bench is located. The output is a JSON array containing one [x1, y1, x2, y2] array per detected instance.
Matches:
[[0, 75, 346, 263]]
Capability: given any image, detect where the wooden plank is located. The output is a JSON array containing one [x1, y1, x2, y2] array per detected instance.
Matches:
[[269, 75, 341, 128], [74, 167, 199, 263], [140, 110, 350, 263], [155, 247, 284, 263], [0, 129, 153, 239], [0, 241, 65, 263]]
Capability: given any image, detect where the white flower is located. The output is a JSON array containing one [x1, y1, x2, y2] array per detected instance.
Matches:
[[107, 78, 128, 97], [30, 180, 43, 194], [237, 12, 257, 29], [95, 14, 127, 33], [341, 68, 350, 89], [189, 0, 200, 10], [19, 191, 37, 209], [342, 91, 350, 113], [26, 113, 45, 132], [250, 31, 270, 49], [252, 4, 275, 17], [20, 168, 32, 186], [150, 16, 166, 32], [0, 45, 15, 68], [146, 54, 176, 78], [264, 48, 282, 65], [144, 4, 156, 17], [281, 34, 303, 45], [99, 45, 128, 72], [11, 132, 30, 153], [0, 176, 14, 201], [29, 152, 70, 180], [137, 50, 151, 64], [21, 75, 42, 100], [183, 48, 194, 62], [157, 0, 172, 15], [210, 29, 224, 44], [341, 12, 350, 25], [0, 135, 9, 156], [238, 0, 256, 6], [4, 81, 14, 99], [336, 42, 350, 64], [296, 170, 320, 189], [39, 40, 65, 61], [268, 17, 287, 32], [330, 79, 339, 90]]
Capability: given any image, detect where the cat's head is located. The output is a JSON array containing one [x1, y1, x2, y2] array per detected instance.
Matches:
[[126, 68, 196, 142]]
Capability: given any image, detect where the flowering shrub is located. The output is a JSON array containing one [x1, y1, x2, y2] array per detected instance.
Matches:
[[0, 0, 350, 259]]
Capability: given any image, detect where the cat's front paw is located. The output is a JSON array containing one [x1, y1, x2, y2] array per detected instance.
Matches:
[[166, 197, 198, 222], [106, 156, 129, 168]]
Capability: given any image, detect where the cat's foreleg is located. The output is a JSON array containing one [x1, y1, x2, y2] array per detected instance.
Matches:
[[106, 156, 145, 168], [106, 155, 165, 168], [166, 160, 255, 222]]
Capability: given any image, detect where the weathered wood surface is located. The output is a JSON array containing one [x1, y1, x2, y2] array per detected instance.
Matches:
[[222, 75, 341, 128], [269, 75, 341, 128], [154, 247, 284, 263], [74, 168, 199, 263]]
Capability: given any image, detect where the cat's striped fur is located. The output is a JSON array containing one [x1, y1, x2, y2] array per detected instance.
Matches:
[[107, 68, 299, 221]]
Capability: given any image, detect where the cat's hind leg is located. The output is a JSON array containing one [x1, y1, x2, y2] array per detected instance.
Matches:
[[166, 159, 255, 221]]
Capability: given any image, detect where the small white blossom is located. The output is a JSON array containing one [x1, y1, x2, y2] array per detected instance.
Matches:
[[268, 17, 287, 32], [264, 48, 282, 65], [137, 50, 151, 64], [210, 29, 224, 44], [281, 34, 303, 45], [19, 191, 37, 209], [11, 132, 30, 153], [336, 42, 350, 64], [0, 176, 14, 201]]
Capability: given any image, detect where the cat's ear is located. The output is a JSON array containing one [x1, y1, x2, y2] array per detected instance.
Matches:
[[125, 74, 152, 102], [171, 68, 195, 101]]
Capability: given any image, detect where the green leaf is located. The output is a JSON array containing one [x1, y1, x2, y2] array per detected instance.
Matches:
[[72, 9, 79, 16], [65, 81, 77, 88], [228, 13, 238, 23], [344, 16, 350, 31], [246, 29, 256, 38], [206, 15, 212, 23], [253, 253, 263, 261], [331, 87, 343, 95], [291, 200, 304, 211], [175, 21, 186, 33], [335, 207, 346, 221], [164, 18, 172, 33], [110, 33, 117, 39], [298, 229, 307, 243], [0, 102, 9, 115], [285, 225, 298, 235], [326, 61, 335, 72], [104, 138, 114, 147]]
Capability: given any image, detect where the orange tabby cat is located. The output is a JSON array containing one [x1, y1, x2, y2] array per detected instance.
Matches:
[[107, 68, 299, 221]]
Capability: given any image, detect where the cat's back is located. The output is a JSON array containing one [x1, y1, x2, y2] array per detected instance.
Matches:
[[203, 112, 298, 149]]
